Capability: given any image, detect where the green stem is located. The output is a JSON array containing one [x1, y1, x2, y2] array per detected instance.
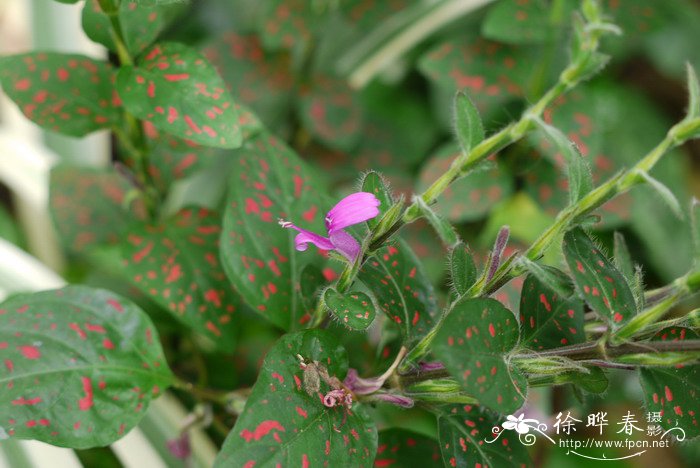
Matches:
[[98, 0, 156, 217]]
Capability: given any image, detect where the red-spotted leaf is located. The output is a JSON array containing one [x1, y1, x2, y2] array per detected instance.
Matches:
[[49, 164, 146, 253], [639, 327, 699, 437], [358, 240, 436, 343], [258, 0, 324, 50], [563, 228, 637, 330], [214, 330, 377, 467], [120, 208, 239, 350], [519, 271, 584, 350], [221, 133, 330, 330], [82, 0, 187, 56], [482, 0, 576, 44], [433, 298, 527, 414], [324, 288, 376, 331], [142, 121, 228, 192], [0, 286, 173, 448], [298, 75, 363, 152], [203, 33, 293, 131], [375, 429, 441, 467], [419, 37, 531, 112], [339, 0, 411, 30], [116, 42, 243, 148], [438, 404, 532, 468], [418, 143, 513, 222], [0, 53, 120, 136]]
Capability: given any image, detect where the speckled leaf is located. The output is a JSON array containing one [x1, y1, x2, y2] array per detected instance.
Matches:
[[360, 171, 393, 230], [324, 288, 376, 331], [358, 240, 436, 343], [116, 42, 243, 148], [374, 429, 441, 467], [49, 165, 146, 253], [258, 0, 325, 50], [419, 37, 530, 112], [0, 286, 173, 448], [563, 228, 637, 329], [298, 75, 363, 152], [0, 53, 120, 136], [339, 0, 411, 30], [639, 327, 699, 437], [438, 404, 532, 468], [203, 33, 293, 130], [221, 133, 330, 330], [141, 122, 228, 192], [214, 330, 377, 467], [417, 143, 513, 222], [120, 208, 239, 350], [483, 0, 576, 44], [519, 271, 584, 350], [433, 298, 527, 413], [82, 0, 187, 56]]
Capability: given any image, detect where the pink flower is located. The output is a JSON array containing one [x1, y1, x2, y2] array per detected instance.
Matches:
[[279, 192, 380, 261]]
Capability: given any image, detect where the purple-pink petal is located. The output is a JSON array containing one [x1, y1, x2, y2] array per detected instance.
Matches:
[[280, 221, 334, 252], [329, 230, 361, 262], [343, 368, 384, 395], [325, 192, 380, 233]]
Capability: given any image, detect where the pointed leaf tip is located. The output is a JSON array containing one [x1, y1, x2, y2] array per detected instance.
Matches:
[[453, 91, 484, 155]]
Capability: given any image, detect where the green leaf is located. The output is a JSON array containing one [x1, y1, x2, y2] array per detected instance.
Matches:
[[360, 171, 393, 230], [324, 288, 376, 331], [202, 32, 293, 130], [221, 133, 330, 330], [82, 0, 187, 56], [49, 165, 146, 253], [375, 429, 440, 466], [639, 327, 700, 437], [358, 240, 436, 343], [437, 404, 532, 468], [214, 330, 377, 467], [692, 198, 700, 260], [569, 367, 608, 394], [563, 228, 638, 329], [613, 231, 635, 282], [298, 75, 363, 152], [686, 63, 700, 119], [453, 91, 484, 155], [518, 258, 574, 298], [634, 169, 683, 218], [433, 298, 527, 413], [0, 286, 173, 448], [519, 271, 584, 350], [417, 143, 513, 222], [413, 196, 459, 248], [533, 118, 593, 204], [356, 81, 440, 167], [120, 208, 240, 350], [482, 0, 575, 45], [449, 242, 477, 297], [0, 53, 120, 136], [116, 42, 243, 148]]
